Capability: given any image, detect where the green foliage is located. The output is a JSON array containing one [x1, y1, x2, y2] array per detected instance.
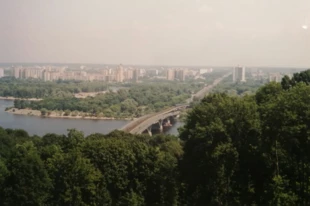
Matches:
[[179, 93, 261, 205], [40, 108, 48, 116], [3, 141, 51, 205], [46, 149, 102, 205], [0, 77, 108, 98], [281, 69, 310, 89], [16, 83, 202, 118], [271, 175, 298, 206], [0, 128, 181, 205], [178, 69, 310, 205], [212, 78, 265, 96]]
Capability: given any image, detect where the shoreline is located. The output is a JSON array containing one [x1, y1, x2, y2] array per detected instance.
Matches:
[[0, 96, 42, 101], [6, 108, 134, 121]]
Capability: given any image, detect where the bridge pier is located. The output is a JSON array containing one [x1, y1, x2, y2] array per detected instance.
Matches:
[[158, 119, 163, 133], [146, 126, 152, 136]]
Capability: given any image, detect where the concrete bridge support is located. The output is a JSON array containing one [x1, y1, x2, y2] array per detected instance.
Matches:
[[158, 119, 163, 133], [146, 126, 152, 136]]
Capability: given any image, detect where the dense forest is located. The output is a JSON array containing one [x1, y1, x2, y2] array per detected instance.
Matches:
[[1, 69, 310, 205], [0, 129, 182, 206], [13, 83, 202, 118]]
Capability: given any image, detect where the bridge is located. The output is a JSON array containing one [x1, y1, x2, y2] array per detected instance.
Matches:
[[121, 72, 231, 136], [121, 105, 188, 136]]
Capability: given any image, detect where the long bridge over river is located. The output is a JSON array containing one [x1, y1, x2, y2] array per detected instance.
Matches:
[[121, 72, 231, 136]]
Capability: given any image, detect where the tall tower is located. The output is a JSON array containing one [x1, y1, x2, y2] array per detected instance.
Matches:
[[14, 67, 20, 79], [167, 69, 175, 80], [178, 69, 186, 81], [133, 69, 139, 82], [116, 64, 124, 82], [233, 66, 246, 82]]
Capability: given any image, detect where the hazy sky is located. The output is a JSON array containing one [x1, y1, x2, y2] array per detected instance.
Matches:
[[0, 0, 310, 67]]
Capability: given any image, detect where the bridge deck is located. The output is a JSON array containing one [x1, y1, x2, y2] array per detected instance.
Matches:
[[122, 106, 187, 133]]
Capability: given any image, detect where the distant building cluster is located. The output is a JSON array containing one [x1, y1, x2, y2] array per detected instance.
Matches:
[[0, 68, 4, 78], [7, 64, 217, 82], [268, 73, 282, 82], [232, 67, 285, 83], [165, 68, 213, 81], [12, 65, 140, 82], [251, 69, 287, 83], [166, 68, 187, 81], [199, 68, 213, 75], [4, 63, 298, 84]]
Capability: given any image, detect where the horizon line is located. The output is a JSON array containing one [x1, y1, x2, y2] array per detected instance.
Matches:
[[0, 62, 308, 69]]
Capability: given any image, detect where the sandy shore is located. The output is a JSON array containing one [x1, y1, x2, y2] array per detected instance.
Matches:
[[74, 91, 107, 98], [0, 96, 42, 101], [6, 108, 134, 121]]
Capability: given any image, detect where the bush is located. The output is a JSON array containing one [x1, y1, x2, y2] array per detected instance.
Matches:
[[40, 108, 48, 116], [64, 110, 71, 116]]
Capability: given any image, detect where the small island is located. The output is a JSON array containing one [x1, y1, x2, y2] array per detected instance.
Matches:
[[5, 107, 131, 120], [4, 82, 203, 120]]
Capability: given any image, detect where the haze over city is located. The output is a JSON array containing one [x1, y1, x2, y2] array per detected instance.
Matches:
[[1, 0, 310, 67]]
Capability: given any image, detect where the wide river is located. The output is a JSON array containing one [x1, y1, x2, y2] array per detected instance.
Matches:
[[0, 99, 182, 136]]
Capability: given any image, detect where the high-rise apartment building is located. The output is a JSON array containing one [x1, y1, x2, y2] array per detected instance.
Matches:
[[43, 70, 51, 81], [0, 68, 4, 78], [232, 66, 246, 82], [24, 68, 43, 79], [133, 69, 139, 82], [167, 69, 175, 80], [176, 69, 186, 81], [14, 67, 20, 78], [124, 69, 133, 80], [115, 65, 124, 82]]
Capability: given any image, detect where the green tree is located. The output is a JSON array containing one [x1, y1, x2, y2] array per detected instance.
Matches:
[[281, 75, 291, 90], [258, 83, 310, 205], [3, 141, 51, 205], [40, 108, 48, 116], [179, 93, 262, 205], [46, 149, 102, 205], [0, 159, 9, 201]]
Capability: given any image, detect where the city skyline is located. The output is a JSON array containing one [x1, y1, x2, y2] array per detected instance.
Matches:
[[1, 0, 310, 67], [8, 64, 202, 82], [0, 62, 308, 69]]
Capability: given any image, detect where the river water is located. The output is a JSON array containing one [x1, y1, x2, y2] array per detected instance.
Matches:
[[0, 99, 182, 136]]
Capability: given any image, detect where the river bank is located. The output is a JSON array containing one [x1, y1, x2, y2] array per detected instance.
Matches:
[[0, 96, 42, 101], [6, 108, 135, 121], [0, 99, 132, 136]]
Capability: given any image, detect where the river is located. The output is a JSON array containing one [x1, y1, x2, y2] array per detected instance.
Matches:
[[0, 99, 182, 136]]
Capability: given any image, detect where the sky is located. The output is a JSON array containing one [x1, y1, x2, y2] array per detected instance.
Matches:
[[0, 0, 310, 67]]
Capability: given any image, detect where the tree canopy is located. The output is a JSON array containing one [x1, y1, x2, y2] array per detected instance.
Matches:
[[13, 83, 202, 118]]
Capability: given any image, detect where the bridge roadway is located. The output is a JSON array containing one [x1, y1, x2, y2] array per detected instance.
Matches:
[[121, 72, 232, 135], [121, 105, 187, 134], [193, 72, 232, 100]]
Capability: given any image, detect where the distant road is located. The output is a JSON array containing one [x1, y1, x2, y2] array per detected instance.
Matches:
[[188, 72, 232, 102]]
